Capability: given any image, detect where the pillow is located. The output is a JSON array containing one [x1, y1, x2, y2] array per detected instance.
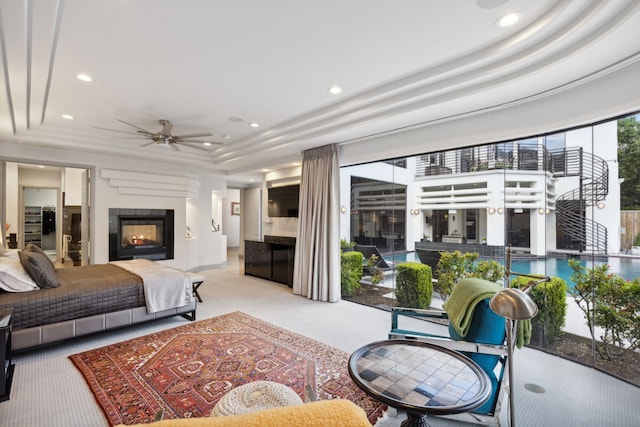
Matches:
[[0, 256, 39, 292], [18, 250, 59, 288], [23, 243, 56, 269]]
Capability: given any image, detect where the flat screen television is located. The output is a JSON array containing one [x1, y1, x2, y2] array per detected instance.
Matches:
[[268, 184, 300, 217]]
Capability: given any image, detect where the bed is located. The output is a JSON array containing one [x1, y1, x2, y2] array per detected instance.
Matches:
[[0, 244, 196, 351]]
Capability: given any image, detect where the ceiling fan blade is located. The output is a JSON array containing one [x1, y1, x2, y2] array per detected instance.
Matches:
[[169, 142, 180, 151], [94, 126, 142, 136], [174, 132, 213, 139], [179, 142, 212, 151], [117, 119, 154, 135], [180, 139, 223, 145], [140, 141, 157, 147]]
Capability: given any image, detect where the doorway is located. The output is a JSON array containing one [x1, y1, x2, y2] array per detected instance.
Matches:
[[432, 210, 449, 242], [2, 162, 91, 267], [21, 187, 58, 257]]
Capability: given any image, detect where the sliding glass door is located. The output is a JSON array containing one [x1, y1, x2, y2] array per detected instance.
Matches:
[[340, 112, 640, 387]]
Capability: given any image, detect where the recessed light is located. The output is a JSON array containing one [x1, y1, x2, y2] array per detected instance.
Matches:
[[328, 85, 342, 95], [497, 12, 520, 27], [76, 73, 93, 82], [37, 165, 45, 168], [62, 114, 75, 120], [222, 134, 232, 140], [249, 122, 260, 128], [203, 142, 212, 146], [262, 168, 271, 172], [228, 117, 244, 123], [249, 179, 255, 182]]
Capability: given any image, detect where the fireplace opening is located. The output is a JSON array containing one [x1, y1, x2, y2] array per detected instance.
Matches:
[[121, 220, 164, 249], [109, 209, 174, 261]]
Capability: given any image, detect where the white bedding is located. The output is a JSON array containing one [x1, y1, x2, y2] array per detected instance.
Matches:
[[0, 255, 39, 292], [111, 259, 191, 313]]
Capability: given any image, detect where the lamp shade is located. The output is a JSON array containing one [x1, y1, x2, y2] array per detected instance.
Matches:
[[490, 288, 538, 320]]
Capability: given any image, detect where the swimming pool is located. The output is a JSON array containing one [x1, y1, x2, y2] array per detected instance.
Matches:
[[389, 252, 640, 285]]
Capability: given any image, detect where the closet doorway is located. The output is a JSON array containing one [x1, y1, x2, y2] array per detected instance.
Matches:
[[21, 187, 58, 256], [3, 162, 90, 267]]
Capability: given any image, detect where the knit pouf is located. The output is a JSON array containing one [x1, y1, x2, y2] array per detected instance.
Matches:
[[210, 381, 303, 417]]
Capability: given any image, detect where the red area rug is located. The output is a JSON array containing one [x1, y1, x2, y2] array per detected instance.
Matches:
[[70, 311, 386, 425]]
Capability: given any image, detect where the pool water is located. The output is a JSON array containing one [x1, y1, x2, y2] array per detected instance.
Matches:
[[389, 252, 640, 285]]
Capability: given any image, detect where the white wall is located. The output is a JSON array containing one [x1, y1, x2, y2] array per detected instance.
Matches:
[[223, 188, 240, 247], [63, 167, 85, 206], [241, 187, 262, 256], [4, 163, 18, 237], [194, 175, 228, 267]]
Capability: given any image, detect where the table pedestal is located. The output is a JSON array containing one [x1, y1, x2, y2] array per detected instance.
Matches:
[[401, 412, 431, 427]]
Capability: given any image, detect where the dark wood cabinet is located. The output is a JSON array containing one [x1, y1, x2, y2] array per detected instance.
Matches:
[[245, 237, 296, 287], [272, 246, 295, 286], [245, 240, 272, 279], [0, 308, 14, 402]]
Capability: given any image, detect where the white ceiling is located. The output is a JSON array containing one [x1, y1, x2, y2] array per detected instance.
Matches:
[[1, 0, 640, 184]]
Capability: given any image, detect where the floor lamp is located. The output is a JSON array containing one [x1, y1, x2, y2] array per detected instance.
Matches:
[[490, 285, 538, 427]]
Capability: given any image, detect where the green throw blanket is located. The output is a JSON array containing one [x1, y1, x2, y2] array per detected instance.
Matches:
[[442, 277, 531, 348], [442, 278, 502, 338], [517, 318, 531, 349]]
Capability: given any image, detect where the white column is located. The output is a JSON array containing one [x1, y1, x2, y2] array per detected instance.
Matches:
[[529, 209, 546, 256]]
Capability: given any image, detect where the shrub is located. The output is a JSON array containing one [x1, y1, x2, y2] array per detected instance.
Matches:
[[340, 251, 363, 297], [474, 259, 505, 283], [512, 275, 567, 343], [569, 259, 640, 360], [435, 251, 479, 300], [395, 262, 433, 309], [365, 254, 385, 285]]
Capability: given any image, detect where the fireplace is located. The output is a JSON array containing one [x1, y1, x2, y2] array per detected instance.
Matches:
[[109, 209, 174, 261]]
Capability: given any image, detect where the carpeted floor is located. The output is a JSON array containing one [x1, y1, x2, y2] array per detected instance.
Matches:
[[69, 311, 386, 426], [5, 250, 640, 426]]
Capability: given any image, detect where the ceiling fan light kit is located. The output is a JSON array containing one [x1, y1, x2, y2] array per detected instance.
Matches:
[[97, 119, 223, 151]]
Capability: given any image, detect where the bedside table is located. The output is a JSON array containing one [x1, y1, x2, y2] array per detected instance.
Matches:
[[0, 308, 14, 402]]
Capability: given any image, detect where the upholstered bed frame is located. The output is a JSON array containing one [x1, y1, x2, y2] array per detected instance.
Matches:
[[0, 245, 198, 351], [12, 300, 196, 351]]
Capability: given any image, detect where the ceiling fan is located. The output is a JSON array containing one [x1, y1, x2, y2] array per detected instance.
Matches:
[[96, 119, 223, 151]]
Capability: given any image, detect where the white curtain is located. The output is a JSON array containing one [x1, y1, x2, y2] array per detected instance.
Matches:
[[293, 144, 341, 302]]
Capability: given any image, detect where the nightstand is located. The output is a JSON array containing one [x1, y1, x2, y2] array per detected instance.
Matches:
[[0, 308, 14, 402]]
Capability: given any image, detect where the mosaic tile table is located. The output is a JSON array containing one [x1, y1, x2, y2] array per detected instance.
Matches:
[[348, 340, 491, 427]]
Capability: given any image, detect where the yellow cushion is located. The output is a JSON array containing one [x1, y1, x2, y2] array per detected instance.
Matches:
[[117, 399, 372, 427]]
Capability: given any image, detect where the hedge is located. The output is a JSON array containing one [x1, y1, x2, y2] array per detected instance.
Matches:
[[341, 251, 364, 297], [395, 262, 433, 309]]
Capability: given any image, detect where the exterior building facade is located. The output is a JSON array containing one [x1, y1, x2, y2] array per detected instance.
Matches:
[[341, 120, 620, 257]]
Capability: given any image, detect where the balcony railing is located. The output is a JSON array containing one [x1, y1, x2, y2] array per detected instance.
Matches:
[[415, 142, 557, 178]]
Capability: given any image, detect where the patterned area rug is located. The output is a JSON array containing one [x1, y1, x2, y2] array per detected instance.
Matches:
[[70, 311, 386, 425]]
